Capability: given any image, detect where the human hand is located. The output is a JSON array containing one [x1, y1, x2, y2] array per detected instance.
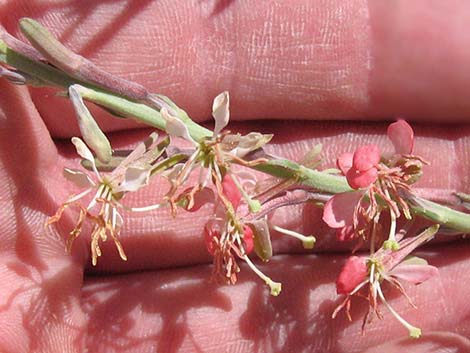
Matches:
[[0, 1, 469, 352]]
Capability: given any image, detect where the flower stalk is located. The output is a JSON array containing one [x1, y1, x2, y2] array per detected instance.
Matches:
[[2, 26, 470, 233]]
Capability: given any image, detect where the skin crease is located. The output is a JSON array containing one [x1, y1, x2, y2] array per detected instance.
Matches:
[[0, 0, 469, 352]]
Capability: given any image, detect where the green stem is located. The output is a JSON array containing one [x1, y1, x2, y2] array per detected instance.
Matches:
[[0, 40, 212, 141], [77, 86, 211, 142], [409, 196, 470, 233]]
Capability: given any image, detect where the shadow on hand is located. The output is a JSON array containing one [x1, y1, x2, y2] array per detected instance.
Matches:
[[238, 255, 352, 353], [82, 268, 232, 353]]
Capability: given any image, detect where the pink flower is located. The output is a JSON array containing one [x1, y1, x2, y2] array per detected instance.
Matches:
[[323, 120, 420, 243], [338, 145, 380, 190], [333, 225, 439, 338]]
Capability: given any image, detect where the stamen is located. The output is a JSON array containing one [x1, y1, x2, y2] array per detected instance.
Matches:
[[124, 202, 166, 212], [369, 262, 376, 285], [212, 160, 223, 184], [383, 209, 399, 250], [65, 187, 93, 204], [271, 224, 316, 249], [376, 284, 421, 338], [87, 183, 106, 210], [243, 255, 281, 296], [66, 206, 87, 252]]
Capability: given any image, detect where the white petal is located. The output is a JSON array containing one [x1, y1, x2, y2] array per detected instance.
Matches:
[[71, 137, 100, 178], [212, 91, 229, 135], [63, 168, 95, 188], [117, 167, 150, 192], [161, 108, 195, 144], [162, 164, 184, 180], [71, 137, 95, 164]]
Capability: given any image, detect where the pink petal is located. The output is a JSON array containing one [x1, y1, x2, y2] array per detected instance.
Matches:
[[387, 120, 414, 154], [352, 145, 380, 172], [185, 187, 215, 212], [242, 225, 254, 254], [336, 225, 355, 241], [336, 256, 368, 294], [346, 167, 378, 189], [390, 264, 438, 284], [322, 191, 363, 228], [222, 174, 242, 210], [337, 152, 353, 175]]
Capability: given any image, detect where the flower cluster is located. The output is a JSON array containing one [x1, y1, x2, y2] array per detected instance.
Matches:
[[46, 88, 441, 334]]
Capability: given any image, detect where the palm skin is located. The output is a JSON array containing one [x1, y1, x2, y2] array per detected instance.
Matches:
[[0, 1, 469, 352]]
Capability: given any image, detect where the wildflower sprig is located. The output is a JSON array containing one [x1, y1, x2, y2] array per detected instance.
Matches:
[[322, 120, 427, 250], [333, 225, 439, 338], [46, 127, 173, 265], [158, 90, 271, 216], [2, 18, 470, 338]]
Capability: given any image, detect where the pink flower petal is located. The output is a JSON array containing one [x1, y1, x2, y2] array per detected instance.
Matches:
[[352, 145, 380, 172], [336, 225, 355, 241], [390, 264, 438, 284], [387, 120, 414, 154], [337, 152, 353, 175], [323, 191, 363, 228], [336, 256, 368, 294], [242, 225, 254, 254], [346, 167, 378, 189], [185, 187, 216, 212], [222, 174, 242, 210]]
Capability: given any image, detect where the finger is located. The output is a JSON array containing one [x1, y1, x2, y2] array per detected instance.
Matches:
[[57, 121, 470, 273], [81, 243, 470, 353], [364, 332, 470, 353], [0, 82, 86, 352], [2, 1, 470, 137]]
